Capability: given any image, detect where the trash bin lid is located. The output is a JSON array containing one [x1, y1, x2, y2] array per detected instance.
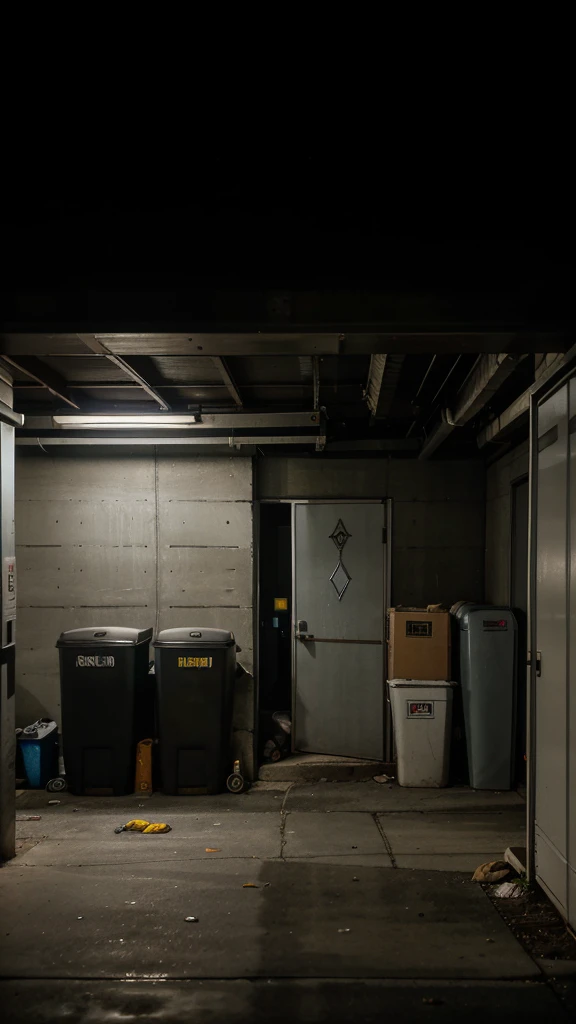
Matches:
[[450, 603, 515, 631], [18, 718, 58, 741], [153, 627, 235, 648], [388, 679, 456, 688], [56, 626, 153, 647]]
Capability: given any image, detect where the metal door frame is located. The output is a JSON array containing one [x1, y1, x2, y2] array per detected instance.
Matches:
[[290, 499, 392, 760], [0, 398, 20, 861], [527, 353, 576, 885]]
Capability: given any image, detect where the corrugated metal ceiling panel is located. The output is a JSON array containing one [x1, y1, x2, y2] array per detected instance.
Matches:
[[40, 356, 130, 383], [150, 356, 221, 383]]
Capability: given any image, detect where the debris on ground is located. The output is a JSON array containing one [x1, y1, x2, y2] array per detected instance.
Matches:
[[114, 819, 172, 834], [494, 880, 525, 899], [47, 800, 61, 806], [373, 774, 395, 784], [205, 847, 221, 853], [337, 928, 350, 933], [184, 916, 199, 922], [471, 860, 511, 883], [243, 883, 259, 888], [262, 711, 292, 763], [487, 880, 576, 961], [16, 815, 41, 821]]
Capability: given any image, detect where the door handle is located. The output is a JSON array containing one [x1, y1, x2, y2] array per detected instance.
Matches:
[[295, 619, 314, 641]]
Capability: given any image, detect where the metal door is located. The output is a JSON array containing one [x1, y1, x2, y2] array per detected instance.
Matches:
[[569, 377, 576, 929], [292, 501, 388, 759], [535, 384, 568, 914]]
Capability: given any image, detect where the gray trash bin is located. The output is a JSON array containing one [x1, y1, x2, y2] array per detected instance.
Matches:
[[388, 679, 455, 787], [451, 602, 517, 790]]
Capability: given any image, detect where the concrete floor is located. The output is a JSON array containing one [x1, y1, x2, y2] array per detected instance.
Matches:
[[1, 782, 573, 1021]]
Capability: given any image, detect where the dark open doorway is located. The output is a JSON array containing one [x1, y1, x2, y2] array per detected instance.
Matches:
[[258, 504, 292, 759]]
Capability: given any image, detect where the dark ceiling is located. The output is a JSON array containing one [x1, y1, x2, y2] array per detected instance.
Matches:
[[1, 185, 573, 457], [0, 334, 567, 459]]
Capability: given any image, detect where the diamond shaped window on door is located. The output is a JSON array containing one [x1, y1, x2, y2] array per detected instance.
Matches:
[[330, 560, 351, 600]]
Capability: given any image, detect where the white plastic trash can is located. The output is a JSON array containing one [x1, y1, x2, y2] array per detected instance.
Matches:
[[388, 679, 455, 787]]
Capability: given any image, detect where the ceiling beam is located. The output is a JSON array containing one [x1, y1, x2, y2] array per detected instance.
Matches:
[[476, 353, 568, 448], [77, 336, 170, 410], [1, 355, 80, 409], [476, 391, 530, 448], [419, 353, 526, 460], [1, 275, 574, 335], [364, 354, 405, 418], [211, 357, 242, 406], [2, 332, 569, 357]]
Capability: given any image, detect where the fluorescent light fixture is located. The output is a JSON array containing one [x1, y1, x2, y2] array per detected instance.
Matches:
[[52, 414, 202, 429]]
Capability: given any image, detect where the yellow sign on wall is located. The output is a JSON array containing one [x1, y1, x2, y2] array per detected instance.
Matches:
[[274, 597, 288, 611]]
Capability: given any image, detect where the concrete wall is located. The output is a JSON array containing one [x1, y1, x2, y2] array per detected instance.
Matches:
[[256, 457, 486, 607], [15, 451, 255, 772], [485, 440, 529, 604], [15, 450, 489, 778]]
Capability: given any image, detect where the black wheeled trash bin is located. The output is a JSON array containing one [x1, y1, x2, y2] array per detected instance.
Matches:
[[57, 626, 154, 795], [153, 627, 236, 795]]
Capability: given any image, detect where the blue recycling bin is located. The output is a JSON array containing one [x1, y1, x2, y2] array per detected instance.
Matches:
[[18, 719, 59, 788]]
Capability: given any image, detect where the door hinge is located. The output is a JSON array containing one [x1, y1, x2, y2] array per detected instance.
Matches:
[[527, 650, 542, 677], [382, 527, 387, 544]]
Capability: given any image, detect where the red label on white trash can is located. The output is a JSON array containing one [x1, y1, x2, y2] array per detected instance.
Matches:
[[406, 700, 434, 718]]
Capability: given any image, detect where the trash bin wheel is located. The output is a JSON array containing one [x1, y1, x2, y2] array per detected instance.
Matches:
[[46, 777, 67, 793], [226, 772, 247, 793]]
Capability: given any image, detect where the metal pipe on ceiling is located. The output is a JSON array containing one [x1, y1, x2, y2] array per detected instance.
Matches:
[[16, 435, 326, 447], [419, 352, 527, 459]]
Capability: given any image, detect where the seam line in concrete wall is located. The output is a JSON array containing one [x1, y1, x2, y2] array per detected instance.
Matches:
[[170, 604, 242, 609], [166, 499, 252, 504], [18, 498, 151, 502], [168, 544, 240, 549], [399, 544, 485, 550], [21, 604, 150, 609], [18, 544, 150, 549]]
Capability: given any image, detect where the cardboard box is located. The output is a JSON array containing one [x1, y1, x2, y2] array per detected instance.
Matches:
[[387, 607, 451, 681]]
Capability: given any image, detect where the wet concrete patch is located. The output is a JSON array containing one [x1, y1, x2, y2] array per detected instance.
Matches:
[[0, 861, 538, 980], [0, 978, 567, 1023]]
